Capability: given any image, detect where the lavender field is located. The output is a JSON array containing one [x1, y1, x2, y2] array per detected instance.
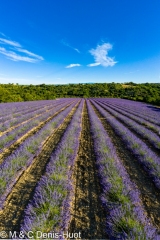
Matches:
[[0, 98, 160, 239]]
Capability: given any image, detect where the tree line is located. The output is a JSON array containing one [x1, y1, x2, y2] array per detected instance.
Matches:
[[0, 82, 160, 105]]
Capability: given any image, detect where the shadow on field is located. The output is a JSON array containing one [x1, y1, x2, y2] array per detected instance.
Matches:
[[146, 105, 160, 112]]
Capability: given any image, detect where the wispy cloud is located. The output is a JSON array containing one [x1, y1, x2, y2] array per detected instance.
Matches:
[[0, 38, 21, 47], [0, 47, 42, 63], [65, 63, 81, 68], [88, 43, 117, 67], [74, 48, 80, 53], [15, 48, 43, 60], [0, 35, 44, 63], [61, 39, 80, 53], [0, 32, 6, 37]]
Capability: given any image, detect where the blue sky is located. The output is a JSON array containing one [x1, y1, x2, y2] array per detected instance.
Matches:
[[0, 0, 160, 85]]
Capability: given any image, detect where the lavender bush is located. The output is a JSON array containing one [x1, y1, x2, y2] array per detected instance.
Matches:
[[96, 99, 160, 135], [0, 101, 79, 209], [91, 100, 160, 190], [0, 100, 75, 152], [94, 100, 160, 151], [0, 99, 73, 133], [87, 100, 158, 239], [20, 100, 84, 238], [97, 98, 160, 127]]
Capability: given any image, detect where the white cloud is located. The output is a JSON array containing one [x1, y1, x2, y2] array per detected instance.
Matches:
[[88, 43, 117, 67], [87, 62, 101, 67], [65, 63, 81, 68], [0, 35, 44, 63], [0, 38, 21, 47]]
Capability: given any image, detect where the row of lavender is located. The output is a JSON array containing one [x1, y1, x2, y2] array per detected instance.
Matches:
[[90, 100, 160, 190], [21, 99, 84, 238], [0, 100, 57, 119], [0, 100, 75, 153], [0, 103, 55, 129], [97, 98, 160, 128], [0, 100, 79, 209], [93, 100, 160, 152], [98, 98, 160, 123], [86, 100, 158, 239], [102, 99, 160, 136], [0, 98, 73, 119], [0, 99, 73, 117], [0, 99, 70, 132]]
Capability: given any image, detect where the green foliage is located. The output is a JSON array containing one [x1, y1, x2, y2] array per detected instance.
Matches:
[[0, 82, 160, 105]]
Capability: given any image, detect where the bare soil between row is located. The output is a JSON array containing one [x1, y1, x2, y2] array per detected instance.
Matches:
[[68, 101, 108, 239], [91, 101, 160, 230], [0, 102, 79, 236]]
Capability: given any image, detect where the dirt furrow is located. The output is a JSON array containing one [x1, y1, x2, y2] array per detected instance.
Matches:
[[91, 101, 160, 230], [68, 101, 108, 239], [0, 102, 74, 165], [0, 102, 79, 236]]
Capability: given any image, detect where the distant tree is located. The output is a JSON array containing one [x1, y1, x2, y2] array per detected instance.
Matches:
[[0, 82, 159, 105]]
